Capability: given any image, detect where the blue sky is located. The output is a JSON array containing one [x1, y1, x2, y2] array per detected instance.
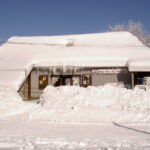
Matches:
[[0, 0, 150, 40]]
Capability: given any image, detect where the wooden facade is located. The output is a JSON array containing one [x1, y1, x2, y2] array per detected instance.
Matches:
[[18, 66, 150, 100], [18, 66, 133, 100]]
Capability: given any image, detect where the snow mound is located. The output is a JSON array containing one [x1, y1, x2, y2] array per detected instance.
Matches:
[[0, 86, 34, 117], [30, 85, 150, 123], [0, 85, 150, 123]]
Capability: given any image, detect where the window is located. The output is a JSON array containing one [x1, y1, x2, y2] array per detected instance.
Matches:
[[51, 76, 62, 87], [82, 75, 92, 87], [72, 76, 80, 86], [39, 75, 48, 90], [51, 75, 81, 86]]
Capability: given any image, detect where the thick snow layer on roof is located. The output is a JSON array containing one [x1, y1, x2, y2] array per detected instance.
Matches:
[[0, 31, 150, 90], [8, 31, 144, 47], [129, 59, 150, 72]]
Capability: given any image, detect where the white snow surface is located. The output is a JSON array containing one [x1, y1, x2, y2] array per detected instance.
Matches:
[[7, 31, 144, 46], [0, 86, 35, 118], [0, 32, 150, 90], [0, 85, 150, 149], [0, 85, 150, 123], [29, 85, 150, 123]]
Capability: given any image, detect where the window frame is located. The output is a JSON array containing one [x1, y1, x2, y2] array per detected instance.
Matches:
[[39, 75, 49, 90], [82, 75, 92, 87]]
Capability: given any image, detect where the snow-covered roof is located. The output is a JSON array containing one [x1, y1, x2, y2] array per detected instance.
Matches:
[[0, 31, 150, 90]]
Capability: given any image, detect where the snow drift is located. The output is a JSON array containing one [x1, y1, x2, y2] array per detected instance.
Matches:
[[0, 86, 35, 117], [0, 84, 150, 124], [30, 85, 150, 123]]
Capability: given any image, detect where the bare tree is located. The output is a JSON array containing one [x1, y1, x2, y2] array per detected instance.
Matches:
[[108, 20, 150, 47]]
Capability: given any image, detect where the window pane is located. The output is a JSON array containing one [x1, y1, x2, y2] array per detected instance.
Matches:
[[82, 75, 92, 87], [39, 75, 48, 90], [51, 76, 61, 87], [72, 76, 80, 86]]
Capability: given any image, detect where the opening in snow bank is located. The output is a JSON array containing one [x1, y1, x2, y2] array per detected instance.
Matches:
[[30, 85, 150, 123]]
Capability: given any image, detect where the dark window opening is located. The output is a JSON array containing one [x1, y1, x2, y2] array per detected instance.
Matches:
[[82, 75, 92, 87], [62, 76, 72, 86], [135, 72, 150, 85]]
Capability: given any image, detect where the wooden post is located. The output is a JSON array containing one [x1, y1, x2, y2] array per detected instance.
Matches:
[[131, 72, 135, 89], [28, 73, 31, 99], [24, 69, 29, 100]]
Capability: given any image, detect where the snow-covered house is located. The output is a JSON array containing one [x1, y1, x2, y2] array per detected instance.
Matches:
[[0, 32, 150, 100]]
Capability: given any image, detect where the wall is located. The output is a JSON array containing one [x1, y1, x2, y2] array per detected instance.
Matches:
[[92, 73, 131, 87], [18, 74, 31, 100], [27, 67, 131, 99], [30, 69, 51, 98]]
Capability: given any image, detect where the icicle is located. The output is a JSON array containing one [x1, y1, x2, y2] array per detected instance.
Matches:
[[63, 66, 67, 74], [53, 67, 57, 74]]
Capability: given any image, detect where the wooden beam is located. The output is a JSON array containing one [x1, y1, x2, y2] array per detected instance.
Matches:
[[131, 72, 135, 89]]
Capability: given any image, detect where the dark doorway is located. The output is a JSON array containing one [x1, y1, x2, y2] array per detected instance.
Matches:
[[135, 72, 150, 85]]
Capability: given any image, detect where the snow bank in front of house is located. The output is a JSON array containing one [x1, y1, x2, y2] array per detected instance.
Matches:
[[29, 85, 150, 123], [0, 86, 35, 117], [0, 85, 150, 123]]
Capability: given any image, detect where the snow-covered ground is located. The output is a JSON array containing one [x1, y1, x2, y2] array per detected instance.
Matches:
[[0, 121, 150, 150], [0, 85, 150, 149], [0, 86, 36, 118]]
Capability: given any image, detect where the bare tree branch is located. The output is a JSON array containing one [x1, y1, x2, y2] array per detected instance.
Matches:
[[108, 20, 150, 48]]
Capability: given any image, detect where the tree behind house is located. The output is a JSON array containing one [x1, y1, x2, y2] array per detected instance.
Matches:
[[108, 20, 150, 48]]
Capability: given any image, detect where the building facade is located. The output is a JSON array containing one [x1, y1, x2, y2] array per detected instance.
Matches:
[[19, 66, 133, 100]]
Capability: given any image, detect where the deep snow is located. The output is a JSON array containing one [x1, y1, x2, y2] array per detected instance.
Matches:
[[0, 86, 36, 118], [0, 121, 150, 150], [29, 85, 150, 123], [1, 85, 150, 124], [0, 85, 150, 149]]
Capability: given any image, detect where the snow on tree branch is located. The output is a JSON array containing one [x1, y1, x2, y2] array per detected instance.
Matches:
[[108, 20, 150, 48]]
